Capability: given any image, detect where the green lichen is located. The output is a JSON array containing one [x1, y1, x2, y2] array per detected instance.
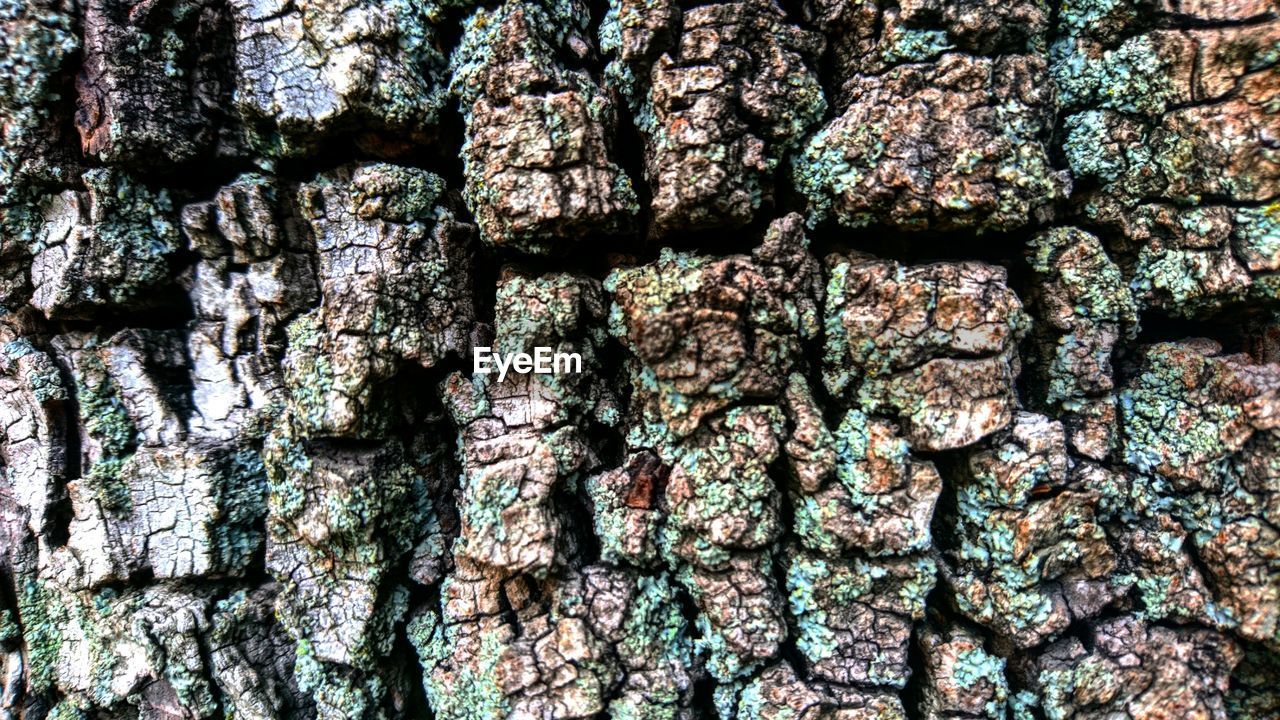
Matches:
[[597, 0, 636, 108], [17, 577, 123, 705], [84, 458, 131, 511], [351, 164, 446, 225], [657, 406, 786, 570], [409, 610, 511, 720], [16, 577, 65, 693], [793, 60, 1061, 233], [1053, 34, 1178, 115], [791, 119, 885, 229], [1028, 226, 1138, 407], [293, 638, 380, 720], [209, 448, 270, 573], [1036, 653, 1128, 720], [733, 675, 797, 720], [586, 465, 659, 566], [449, 0, 638, 250], [450, 0, 587, 105], [881, 27, 953, 64], [1233, 204, 1280, 274], [793, 407, 930, 555], [74, 350, 137, 512], [1061, 110, 1126, 183], [289, 582, 411, 718], [74, 355, 134, 458], [785, 554, 841, 665], [786, 551, 935, 686], [952, 646, 1010, 716], [0, 608, 16, 648], [1009, 689, 1041, 720], [368, 0, 453, 130], [1118, 344, 1241, 480], [44, 700, 87, 720], [1130, 244, 1247, 316], [82, 168, 183, 306], [690, 600, 752, 682], [3, 338, 66, 402], [946, 423, 1110, 642], [280, 309, 390, 439], [603, 573, 692, 717], [0, 0, 78, 202]]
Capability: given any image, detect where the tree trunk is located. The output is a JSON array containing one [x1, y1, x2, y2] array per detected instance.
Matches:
[[1, 0, 1278, 718]]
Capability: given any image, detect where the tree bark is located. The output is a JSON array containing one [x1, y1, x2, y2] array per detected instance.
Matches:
[[1, 0, 1278, 718]]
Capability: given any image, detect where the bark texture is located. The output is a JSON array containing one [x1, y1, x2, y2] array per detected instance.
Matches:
[[0, 0, 1278, 718]]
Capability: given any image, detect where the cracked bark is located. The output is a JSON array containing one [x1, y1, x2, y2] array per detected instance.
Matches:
[[0, 0, 1278, 718]]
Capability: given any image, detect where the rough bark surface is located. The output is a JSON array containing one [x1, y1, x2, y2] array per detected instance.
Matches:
[[0, 0, 1278, 718]]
